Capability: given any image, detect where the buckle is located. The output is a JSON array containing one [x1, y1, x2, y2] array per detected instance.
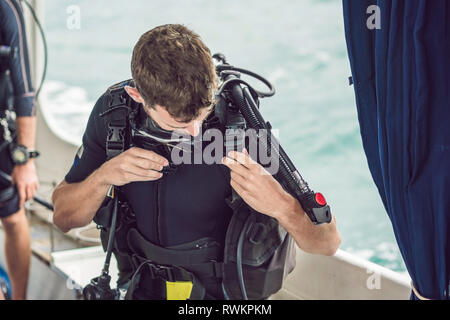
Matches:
[[149, 264, 175, 282], [107, 126, 125, 142], [109, 86, 127, 108], [106, 126, 125, 153], [247, 222, 267, 245]]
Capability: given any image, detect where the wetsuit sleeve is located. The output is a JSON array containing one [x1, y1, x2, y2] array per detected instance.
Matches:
[[64, 93, 108, 183], [0, 0, 36, 117]]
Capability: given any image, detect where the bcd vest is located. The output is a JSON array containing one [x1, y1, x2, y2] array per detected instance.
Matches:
[[94, 80, 296, 300]]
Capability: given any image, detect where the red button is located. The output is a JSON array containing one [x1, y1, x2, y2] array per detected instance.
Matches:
[[315, 193, 327, 206]]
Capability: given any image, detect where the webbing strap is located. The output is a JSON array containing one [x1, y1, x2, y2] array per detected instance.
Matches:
[[104, 84, 130, 160], [127, 228, 221, 266]]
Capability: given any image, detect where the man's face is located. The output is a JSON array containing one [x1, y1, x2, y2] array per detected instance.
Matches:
[[125, 85, 213, 137], [143, 104, 213, 137]]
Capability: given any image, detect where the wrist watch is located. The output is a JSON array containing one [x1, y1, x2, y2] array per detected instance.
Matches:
[[10, 144, 40, 165]]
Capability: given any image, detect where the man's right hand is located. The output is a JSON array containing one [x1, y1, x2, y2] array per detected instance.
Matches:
[[97, 147, 168, 186], [53, 147, 168, 232]]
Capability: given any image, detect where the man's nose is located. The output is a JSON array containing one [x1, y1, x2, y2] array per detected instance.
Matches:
[[185, 120, 202, 137]]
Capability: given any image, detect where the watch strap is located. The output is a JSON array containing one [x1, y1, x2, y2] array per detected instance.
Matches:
[[28, 150, 40, 159]]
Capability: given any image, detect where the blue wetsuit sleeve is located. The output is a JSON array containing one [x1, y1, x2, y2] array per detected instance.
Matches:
[[0, 0, 35, 117], [65, 93, 109, 183]]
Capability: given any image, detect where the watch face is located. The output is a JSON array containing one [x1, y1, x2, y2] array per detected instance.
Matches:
[[12, 148, 27, 164]]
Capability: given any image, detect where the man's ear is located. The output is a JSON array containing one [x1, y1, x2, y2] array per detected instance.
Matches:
[[124, 85, 145, 104]]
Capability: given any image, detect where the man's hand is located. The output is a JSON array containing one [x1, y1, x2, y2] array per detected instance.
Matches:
[[53, 146, 169, 233], [97, 147, 169, 186], [222, 149, 294, 220], [222, 149, 341, 256], [11, 160, 39, 208]]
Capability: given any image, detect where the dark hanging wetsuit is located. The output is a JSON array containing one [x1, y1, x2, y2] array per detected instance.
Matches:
[[65, 90, 234, 298], [0, 0, 35, 218]]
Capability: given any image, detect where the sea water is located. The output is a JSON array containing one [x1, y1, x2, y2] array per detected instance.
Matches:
[[41, 0, 407, 273]]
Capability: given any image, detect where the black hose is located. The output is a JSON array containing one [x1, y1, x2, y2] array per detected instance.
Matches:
[[229, 78, 311, 199], [22, 0, 48, 100], [33, 195, 53, 211], [102, 192, 118, 276], [236, 214, 253, 300], [242, 87, 311, 193], [217, 65, 276, 98]]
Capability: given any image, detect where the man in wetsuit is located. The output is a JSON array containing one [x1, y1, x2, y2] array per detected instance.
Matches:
[[52, 24, 341, 299], [0, 0, 39, 300]]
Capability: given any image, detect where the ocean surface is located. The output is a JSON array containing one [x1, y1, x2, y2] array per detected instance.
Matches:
[[41, 0, 407, 273]]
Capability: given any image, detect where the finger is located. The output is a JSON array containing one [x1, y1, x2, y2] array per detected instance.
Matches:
[[230, 179, 254, 202], [228, 151, 267, 176], [222, 157, 250, 176], [227, 150, 258, 169], [230, 170, 251, 191], [26, 184, 34, 202], [17, 183, 26, 208], [125, 171, 163, 183], [130, 147, 168, 166], [126, 165, 164, 179], [133, 157, 164, 171]]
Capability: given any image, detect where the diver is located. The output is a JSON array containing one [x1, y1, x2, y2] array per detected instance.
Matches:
[[52, 24, 341, 300], [0, 0, 39, 300]]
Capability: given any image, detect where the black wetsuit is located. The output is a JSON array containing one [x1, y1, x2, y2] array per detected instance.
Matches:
[[65, 90, 234, 298], [0, 0, 35, 218]]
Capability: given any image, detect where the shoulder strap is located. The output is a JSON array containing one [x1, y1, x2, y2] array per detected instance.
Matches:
[[101, 80, 134, 160]]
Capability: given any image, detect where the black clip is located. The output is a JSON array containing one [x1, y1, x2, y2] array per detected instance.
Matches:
[[106, 125, 125, 155], [247, 221, 267, 245], [149, 264, 175, 282]]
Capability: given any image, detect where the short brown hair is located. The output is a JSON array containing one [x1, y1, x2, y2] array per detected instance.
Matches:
[[131, 24, 217, 122]]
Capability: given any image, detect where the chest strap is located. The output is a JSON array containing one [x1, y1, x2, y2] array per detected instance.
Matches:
[[102, 83, 132, 160]]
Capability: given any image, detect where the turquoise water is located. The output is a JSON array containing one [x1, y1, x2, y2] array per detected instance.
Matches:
[[42, 0, 407, 273]]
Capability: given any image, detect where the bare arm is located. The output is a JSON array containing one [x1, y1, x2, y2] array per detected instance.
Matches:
[[274, 195, 341, 256], [52, 147, 168, 233], [223, 150, 341, 256], [52, 170, 110, 233], [15, 116, 36, 148], [11, 116, 39, 207]]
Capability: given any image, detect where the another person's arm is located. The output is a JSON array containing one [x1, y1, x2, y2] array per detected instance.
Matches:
[[0, 0, 38, 207], [12, 117, 38, 207]]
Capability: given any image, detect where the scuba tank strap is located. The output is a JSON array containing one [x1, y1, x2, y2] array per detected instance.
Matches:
[[105, 110, 127, 160], [101, 80, 134, 160]]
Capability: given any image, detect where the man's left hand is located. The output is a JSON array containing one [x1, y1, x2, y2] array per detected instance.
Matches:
[[11, 160, 39, 208], [222, 149, 297, 220]]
